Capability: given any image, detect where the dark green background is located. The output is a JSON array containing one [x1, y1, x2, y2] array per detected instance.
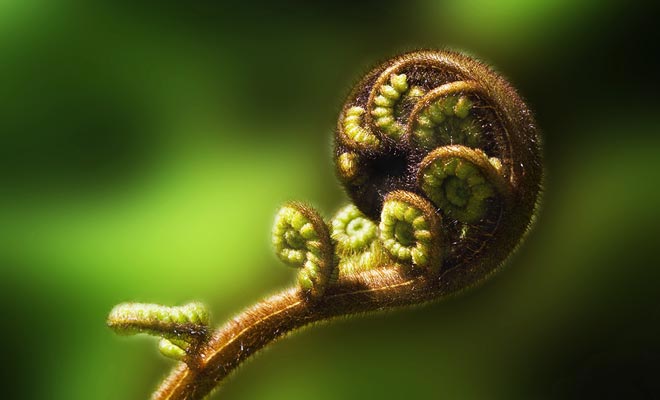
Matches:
[[2, 1, 659, 399]]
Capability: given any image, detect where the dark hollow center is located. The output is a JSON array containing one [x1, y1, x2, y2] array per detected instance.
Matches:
[[353, 150, 418, 220], [369, 152, 409, 182]]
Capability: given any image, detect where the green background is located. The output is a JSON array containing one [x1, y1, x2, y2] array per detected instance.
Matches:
[[2, 1, 659, 399]]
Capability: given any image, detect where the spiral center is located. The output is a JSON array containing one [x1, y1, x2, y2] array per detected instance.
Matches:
[[444, 176, 470, 208], [284, 230, 305, 249], [346, 218, 365, 235], [393, 220, 415, 247], [371, 152, 409, 181]]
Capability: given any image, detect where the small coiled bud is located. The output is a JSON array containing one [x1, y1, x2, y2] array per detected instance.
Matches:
[[272, 202, 336, 298], [331, 204, 378, 255], [330, 204, 385, 274], [418, 145, 509, 223], [406, 81, 482, 150], [379, 191, 443, 273]]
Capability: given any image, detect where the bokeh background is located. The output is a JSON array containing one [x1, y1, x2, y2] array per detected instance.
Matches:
[[2, 1, 659, 399]]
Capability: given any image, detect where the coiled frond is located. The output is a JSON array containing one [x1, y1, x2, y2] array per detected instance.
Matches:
[[110, 49, 544, 400], [419, 145, 509, 223], [380, 191, 443, 273], [272, 202, 336, 298], [330, 204, 386, 274], [407, 81, 482, 150]]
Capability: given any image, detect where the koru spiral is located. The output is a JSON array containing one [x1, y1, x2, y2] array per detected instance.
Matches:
[[108, 50, 543, 400], [333, 50, 542, 286], [277, 49, 542, 296]]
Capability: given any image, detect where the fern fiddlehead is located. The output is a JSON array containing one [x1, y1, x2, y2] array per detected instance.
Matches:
[[379, 190, 444, 273], [331, 204, 385, 274], [108, 50, 543, 400], [272, 202, 336, 298]]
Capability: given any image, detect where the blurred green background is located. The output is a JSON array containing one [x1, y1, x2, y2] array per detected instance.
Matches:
[[1, 1, 659, 399]]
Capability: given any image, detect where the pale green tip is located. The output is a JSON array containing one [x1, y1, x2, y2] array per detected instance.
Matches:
[[158, 338, 187, 361], [107, 302, 210, 340]]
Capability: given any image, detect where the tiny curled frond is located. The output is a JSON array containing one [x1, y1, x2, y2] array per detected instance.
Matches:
[[107, 302, 210, 363], [331, 204, 378, 255], [379, 191, 443, 274], [331, 204, 386, 274], [108, 49, 543, 400], [418, 145, 510, 223], [272, 202, 336, 298]]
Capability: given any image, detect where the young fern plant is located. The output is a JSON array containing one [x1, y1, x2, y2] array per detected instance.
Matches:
[[107, 50, 543, 400]]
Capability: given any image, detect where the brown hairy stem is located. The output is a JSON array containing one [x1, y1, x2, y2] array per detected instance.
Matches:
[[153, 239, 525, 400], [120, 49, 544, 400]]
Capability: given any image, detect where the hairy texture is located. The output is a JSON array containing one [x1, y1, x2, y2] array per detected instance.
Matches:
[[108, 302, 209, 341], [108, 49, 543, 400], [107, 302, 210, 365], [153, 265, 489, 400]]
